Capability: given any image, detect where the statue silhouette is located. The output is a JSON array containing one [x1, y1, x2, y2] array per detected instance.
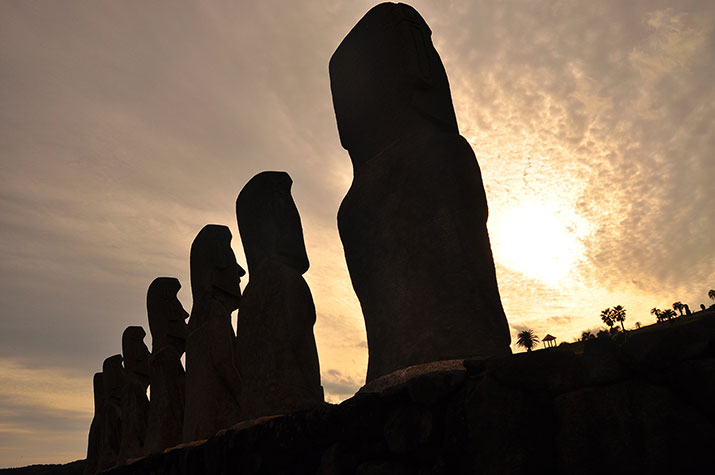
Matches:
[[183, 225, 244, 441], [235, 172, 324, 420], [330, 2, 511, 382], [145, 277, 189, 454]]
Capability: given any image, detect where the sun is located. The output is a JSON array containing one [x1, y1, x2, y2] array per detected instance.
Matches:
[[488, 201, 587, 285]]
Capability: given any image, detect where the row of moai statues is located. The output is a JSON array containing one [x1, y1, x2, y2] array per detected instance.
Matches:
[[85, 1, 513, 471], [84, 172, 324, 474]]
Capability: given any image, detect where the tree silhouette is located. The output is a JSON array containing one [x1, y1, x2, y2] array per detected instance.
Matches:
[[662, 309, 676, 322], [581, 331, 594, 341], [600, 308, 614, 329], [611, 305, 627, 332], [516, 329, 539, 352], [635, 322, 641, 329], [709, 289, 715, 301], [672, 301, 684, 316], [651, 307, 665, 323]]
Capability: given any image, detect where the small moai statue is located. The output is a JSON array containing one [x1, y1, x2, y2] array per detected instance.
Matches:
[[183, 225, 245, 442], [98, 355, 124, 472], [118, 326, 150, 463], [330, 3, 511, 382], [144, 277, 189, 455], [83, 372, 104, 475], [235, 172, 324, 420]]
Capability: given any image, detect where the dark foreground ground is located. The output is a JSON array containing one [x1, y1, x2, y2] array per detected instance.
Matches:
[[7, 309, 715, 474]]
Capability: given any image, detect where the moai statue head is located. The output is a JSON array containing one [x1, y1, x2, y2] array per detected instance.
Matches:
[[147, 277, 189, 354], [329, 2, 458, 162], [122, 326, 150, 387], [190, 225, 245, 311], [102, 355, 124, 405], [236, 171, 309, 275], [92, 372, 105, 414]]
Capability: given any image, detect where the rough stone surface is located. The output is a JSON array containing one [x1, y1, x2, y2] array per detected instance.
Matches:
[[183, 225, 244, 442], [104, 315, 715, 474], [118, 327, 150, 464], [83, 373, 103, 475], [235, 171, 324, 420], [97, 355, 123, 472], [329, 2, 511, 382], [144, 277, 189, 456]]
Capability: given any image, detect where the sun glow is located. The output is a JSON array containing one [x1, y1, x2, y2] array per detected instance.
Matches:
[[489, 201, 588, 285]]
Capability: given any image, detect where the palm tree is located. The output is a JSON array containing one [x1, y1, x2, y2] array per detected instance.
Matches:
[[516, 329, 539, 352], [611, 305, 627, 332], [662, 308, 676, 322], [581, 331, 594, 341], [672, 301, 684, 316], [651, 307, 663, 323], [600, 307, 614, 328], [635, 322, 641, 329], [709, 289, 715, 301]]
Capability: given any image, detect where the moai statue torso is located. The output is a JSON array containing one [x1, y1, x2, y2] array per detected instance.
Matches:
[[235, 172, 324, 420], [330, 3, 511, 382], [144, 277, 189, 455], [183, 225, 244, 442], [84, 372, 104, 475], [118, 326, 150, 463], [98, 355, 124, 472]]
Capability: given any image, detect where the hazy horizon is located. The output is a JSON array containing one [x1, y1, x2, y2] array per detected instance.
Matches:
[[1, 0, 713, 467]]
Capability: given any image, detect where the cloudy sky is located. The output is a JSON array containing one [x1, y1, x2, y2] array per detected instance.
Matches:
[[1, 0, 713, 467]]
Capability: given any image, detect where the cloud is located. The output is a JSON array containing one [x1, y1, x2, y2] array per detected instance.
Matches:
[[322, 369, 362, 403], [0, 0, 713, 466]]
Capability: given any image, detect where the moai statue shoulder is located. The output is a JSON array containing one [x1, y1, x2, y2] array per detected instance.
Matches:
[[98, 355, 123, 472], [118, 326, 150, 463], [183, 225, 245, 442], [84, 372, 104, 475], [330, 3, 511, 382], [235, 171, 323, 420], [144, 277, 189, 455]]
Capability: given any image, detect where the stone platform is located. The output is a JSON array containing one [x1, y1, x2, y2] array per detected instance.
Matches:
[[103, 315, 715, 474]]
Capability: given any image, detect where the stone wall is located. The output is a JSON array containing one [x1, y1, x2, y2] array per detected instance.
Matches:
[[103, 314, 715, 474]]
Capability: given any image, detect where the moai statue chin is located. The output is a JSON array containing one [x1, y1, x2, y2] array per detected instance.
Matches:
[[235, 171, 324, 420], [183, 225, 245, 442], [84, 372, 104, 475], [118, 326, 150, 463], [144, 277, 189, 455], [98, 355, 124, 472], [329, 2, 511, 382]]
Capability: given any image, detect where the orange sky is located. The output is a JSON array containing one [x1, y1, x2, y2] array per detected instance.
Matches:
[[1, 0, 713, 468]]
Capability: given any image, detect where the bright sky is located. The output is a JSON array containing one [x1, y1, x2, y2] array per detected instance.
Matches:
[[1, 0, 713, 468]]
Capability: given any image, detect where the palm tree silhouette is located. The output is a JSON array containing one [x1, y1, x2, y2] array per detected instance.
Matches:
[[516, 329, 539, 352], [600, 308, 614, 329], [672, 301, 684, 316], [611, 305, 627, 332], [709, 289, 715, 301]]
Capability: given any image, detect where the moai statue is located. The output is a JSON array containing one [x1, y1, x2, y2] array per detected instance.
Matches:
[[183, 225, 244, 442], [329, 3, 511, 382], [144, 277, 189, 455], [235, 172, 324, 420], [118, 326, 150, 463], [98, 355, 124, 472], [84, 373, 104, 475]]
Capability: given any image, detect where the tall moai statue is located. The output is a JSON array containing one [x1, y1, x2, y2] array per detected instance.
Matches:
[[329, 3, 511, 382], [118, 326, 150, 463], [183, 225, 244, 442], [235, 172, 324, 420], [98, 355, 124, 472], [144, 277, 189, 455], [83, 372, 104, 475]]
